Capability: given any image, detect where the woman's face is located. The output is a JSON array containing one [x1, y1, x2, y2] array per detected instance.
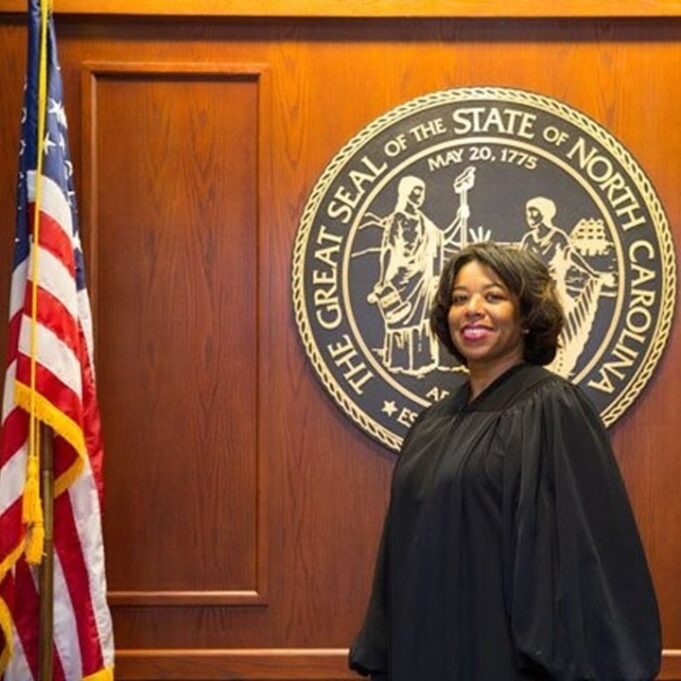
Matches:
[[447, 260, 524, 371], [407, 184, 425, 209], [526, 205, 543, 229]]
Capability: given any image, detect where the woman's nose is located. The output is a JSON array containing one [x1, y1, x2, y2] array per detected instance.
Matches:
[[464, 295, 484, 315]]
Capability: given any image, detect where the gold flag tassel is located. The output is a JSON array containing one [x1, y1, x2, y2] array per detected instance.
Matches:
[[20, 0, 52, 566], [23, 426, 44, 564]]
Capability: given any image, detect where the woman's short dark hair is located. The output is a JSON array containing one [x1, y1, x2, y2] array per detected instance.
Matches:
[[430, 242, 565, 366]]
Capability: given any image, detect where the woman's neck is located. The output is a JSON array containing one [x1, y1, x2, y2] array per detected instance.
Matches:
[[467, 354, 524, 401]]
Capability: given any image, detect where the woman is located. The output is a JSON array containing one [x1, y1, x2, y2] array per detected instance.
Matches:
[[369, 175, 444, 375], [349, 242, 660, 680]]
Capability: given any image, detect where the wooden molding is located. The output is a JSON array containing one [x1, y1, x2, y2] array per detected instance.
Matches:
[[113, 648, 681, 679], [114, 649, 356, 680], [107, 590, 267, 606], [2, 0, 681, 17], [660, 650, 681, 680]]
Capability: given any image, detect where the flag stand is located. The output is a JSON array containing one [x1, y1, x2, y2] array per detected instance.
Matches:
[[37, 423, 54, 681]]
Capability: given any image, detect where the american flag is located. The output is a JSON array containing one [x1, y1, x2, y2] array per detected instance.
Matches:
[[0, 1, 114, 679]]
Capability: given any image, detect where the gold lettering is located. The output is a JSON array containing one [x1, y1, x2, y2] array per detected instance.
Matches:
[[397, 407, 419, 427], [427, 149, 464, 171], [326, 199, 353, 224], [325, 156, 387, 225], [314, 245, 339, 269], [452, 106, 536, 139], [452, 107, 484, 135], [360, 154, 388, 176], [629, 239, 654, 263], [567, 137, 647, 230], [409, 118, 447, 142], [312, 226, 343, 329], [315, 303, 342, 330], [327, 334, 374, 395], [628, 240, 657, 295], [626, 306, 652, 335], [588, 333, 641, 394], [588, 271, 656, 394], [426, 386, 450, 402]]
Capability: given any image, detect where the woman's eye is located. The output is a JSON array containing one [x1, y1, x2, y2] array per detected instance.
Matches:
[[451, 295, 468, 305], [486, 292, 505, 302]]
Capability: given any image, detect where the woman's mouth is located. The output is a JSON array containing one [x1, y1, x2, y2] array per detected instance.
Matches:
[[461, 325, 492, 341]]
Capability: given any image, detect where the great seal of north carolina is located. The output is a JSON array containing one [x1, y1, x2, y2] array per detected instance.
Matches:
[[292, 87, 676, 452]]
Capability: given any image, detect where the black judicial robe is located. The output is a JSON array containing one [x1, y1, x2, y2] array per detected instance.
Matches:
[[349, 364, 660, 681]]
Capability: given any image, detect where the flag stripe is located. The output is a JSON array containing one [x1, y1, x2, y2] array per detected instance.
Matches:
[[8, 261, 28, 322], [17, 321, 82, 398], [28, 246, 78, 320], [76, 290, 95, 372], [0, 568, 16, 671], [76, 329, 104, 501], [0, 445, 27, 517], [29, 209, 75, 279], [4, 316, 21, 370], [52, 553, 82, 681], [4, 627, 31, 681], [0, 411, 26, 470], [69, 468, 112, 667], [1, 363, 17, 421], [0, 499, 23, 568], [14, 359, 82, 428], [12, 561, 39, 681], [54, 491, 104, 676], [22, 286, 80, 360], [10, 561, 68, 681], [27, 172, 73, 243]]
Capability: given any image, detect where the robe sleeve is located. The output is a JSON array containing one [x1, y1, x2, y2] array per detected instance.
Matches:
[[348, 406, 434, 679], [502, 378, 661, 681], [348, 508, 390, 679]]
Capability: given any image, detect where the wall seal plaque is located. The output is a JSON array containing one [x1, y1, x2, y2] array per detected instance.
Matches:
[[292, 87, 676, 451]]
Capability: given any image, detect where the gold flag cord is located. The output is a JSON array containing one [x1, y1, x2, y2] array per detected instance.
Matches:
[[30, 5, 57, 681], [22, 0, 52, 565]]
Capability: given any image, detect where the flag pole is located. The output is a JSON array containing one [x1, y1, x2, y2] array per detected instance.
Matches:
[[38, 424, 54, 681], [33, 0, 54, 678]]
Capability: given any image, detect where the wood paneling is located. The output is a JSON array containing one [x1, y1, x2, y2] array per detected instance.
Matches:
[[661, 653, 681, 680], [81, 62, 270, 606], [0, 10, 679, 681]]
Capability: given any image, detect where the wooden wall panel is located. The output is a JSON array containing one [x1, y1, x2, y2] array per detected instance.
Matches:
[[0, 11, 679, 681], [81, 63, 269, 606]]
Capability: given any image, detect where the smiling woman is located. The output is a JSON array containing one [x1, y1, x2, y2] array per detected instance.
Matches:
[[431, 243, 563, 399], [349, 242, 661, 681], [447, 259, 525, 397]]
